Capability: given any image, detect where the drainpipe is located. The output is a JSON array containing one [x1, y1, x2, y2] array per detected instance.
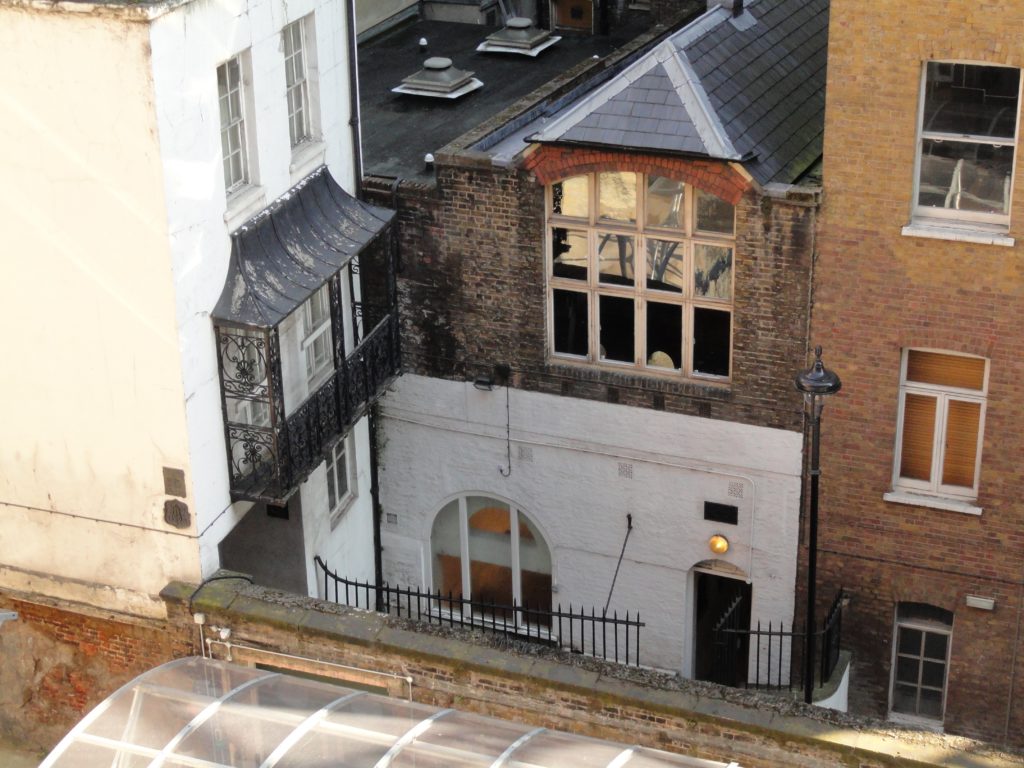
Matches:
[[345, 0, 364, 198], [369, 404, 385, 609]]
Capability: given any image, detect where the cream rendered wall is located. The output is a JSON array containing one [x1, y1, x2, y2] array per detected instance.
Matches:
[[147, 0, 360, 576], [379, 375, 802, 674], [0, 9, 198, 616]]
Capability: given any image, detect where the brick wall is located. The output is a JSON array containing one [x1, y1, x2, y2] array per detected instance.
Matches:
[[366, 149, 816, 435], [0, 593, 192, 750], [161, 579, 1008, 768], [812, 0, 1024, 745]]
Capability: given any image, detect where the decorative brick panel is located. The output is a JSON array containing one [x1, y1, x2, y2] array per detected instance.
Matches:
[[524, 144, 752, 205]]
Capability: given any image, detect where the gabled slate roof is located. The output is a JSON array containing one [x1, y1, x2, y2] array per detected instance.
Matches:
[[529, 0, 827, 185], [213, 167, 393, 328]]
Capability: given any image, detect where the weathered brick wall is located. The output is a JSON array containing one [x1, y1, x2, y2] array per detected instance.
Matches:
[[161, 579, 1009, 768], [0, 593, 192, 750], [812, 0, 1024, 745], [367, 152, 815, 435]]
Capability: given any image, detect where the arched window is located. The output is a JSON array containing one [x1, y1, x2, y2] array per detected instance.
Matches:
[[431, 496, 552, 623]]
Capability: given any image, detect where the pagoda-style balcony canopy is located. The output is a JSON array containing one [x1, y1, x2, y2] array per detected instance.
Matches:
[[212, 167, 399, 504]]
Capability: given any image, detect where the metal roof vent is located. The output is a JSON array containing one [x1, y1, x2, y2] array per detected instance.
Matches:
[[476, 17, 561, 57], [391, 57, 483, 99]]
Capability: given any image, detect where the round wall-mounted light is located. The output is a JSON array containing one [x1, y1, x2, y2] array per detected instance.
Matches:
[[708, 534, 729, 555]]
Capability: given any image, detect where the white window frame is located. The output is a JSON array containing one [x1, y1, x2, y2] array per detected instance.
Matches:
[[910, 60, 1022, 230], [430, 495, 553, 636], [327, 434, 355, 529], [217, 53, 257, 195], [545, 172, 735, 381], [302, 285, 334, 390], [283, 18, 311, 148], [888, 609, 953, 727], [891, 349, 987, 500]]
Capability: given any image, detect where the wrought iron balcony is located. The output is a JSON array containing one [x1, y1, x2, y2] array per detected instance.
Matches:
[[221, 312, 400, 504], [211, 166, 399, 505]]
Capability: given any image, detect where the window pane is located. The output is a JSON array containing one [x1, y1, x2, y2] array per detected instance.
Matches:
[[922, 660, 946, 688], [553, 290, 587, 356], [907, 350, 985, 390], [599, 295, 634, 363], [597, 233, 634, 286], [646, 239, 684, 292], [923, 631, 949, 661], [551, 228, 588, 280], [692, 308, 730, 377], [694, 244, 733, 300], [695, 189, 735, 234], [333, 442, 349, 500], [645, 176, 685, 228], [431, 500, 463, 599], [899, 394, 937, 481], [923, 63, 1019, 140], [942, 399, 980, 488], [518, 513, 552, 621], [327, 456, 337, 509], [646, 302, 681, 370], [918, 140, 1014, 215], [895, 655, 919, 685], [467, 498, 513, 607], [919, 687, 944, 718], [898, 627, 923, 655], [598, 171, 636, 223], [552, 175, 588, 218], [892, 683, 918, 714]]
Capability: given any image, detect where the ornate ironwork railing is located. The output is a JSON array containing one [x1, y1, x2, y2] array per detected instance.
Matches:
[[711, 588, 844, 692], [225, 313, 400, 502], [314, 557, 645, 667]]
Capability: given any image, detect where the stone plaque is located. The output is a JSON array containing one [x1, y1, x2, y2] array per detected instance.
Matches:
[[163, 467, 187, 498], [164, 499, 191, 529]]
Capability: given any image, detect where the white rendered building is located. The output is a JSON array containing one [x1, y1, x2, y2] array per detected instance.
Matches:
[[0, 0, 396, 618]]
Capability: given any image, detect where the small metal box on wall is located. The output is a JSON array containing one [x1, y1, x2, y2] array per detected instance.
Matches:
[[550, 0, 594, 31]]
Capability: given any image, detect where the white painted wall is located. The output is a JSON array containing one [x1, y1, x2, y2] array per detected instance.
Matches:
[[378, 374, 802, 673], [0, 0, 369, 614], [302, 415, 377, 593], [147, 0, 362, 578], [0, 9, 197, 617]]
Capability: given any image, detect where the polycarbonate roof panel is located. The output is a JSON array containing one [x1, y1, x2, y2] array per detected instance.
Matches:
[[41, 657, 738, 768]]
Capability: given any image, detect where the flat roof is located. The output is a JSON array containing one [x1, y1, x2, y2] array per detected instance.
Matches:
[[358, 16, 654, 182]]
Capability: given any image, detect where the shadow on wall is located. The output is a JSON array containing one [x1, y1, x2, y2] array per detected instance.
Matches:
[[218, 500, 307, 594]]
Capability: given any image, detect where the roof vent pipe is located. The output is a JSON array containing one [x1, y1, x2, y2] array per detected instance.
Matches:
[[733, 0, 743, 16]]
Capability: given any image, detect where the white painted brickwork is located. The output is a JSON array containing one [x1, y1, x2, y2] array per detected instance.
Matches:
[[378, 374, 803, 674]]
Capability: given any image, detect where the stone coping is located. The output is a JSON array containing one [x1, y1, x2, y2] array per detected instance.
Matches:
[[161, 578, 1023, 767]]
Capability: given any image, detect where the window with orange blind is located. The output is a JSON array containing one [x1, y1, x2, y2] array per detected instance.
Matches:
[[895, 350, 987, 497]]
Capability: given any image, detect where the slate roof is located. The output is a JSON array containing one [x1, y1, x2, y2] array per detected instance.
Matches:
[[213, 167, 393, 328], [529, 0, 828, 185]]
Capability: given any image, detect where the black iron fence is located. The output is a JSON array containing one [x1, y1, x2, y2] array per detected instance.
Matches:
[[713, 588, 844, 691], [314, 556, 645, 666]]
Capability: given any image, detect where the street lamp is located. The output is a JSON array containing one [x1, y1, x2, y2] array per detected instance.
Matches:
[[795, 345, 841, 705]]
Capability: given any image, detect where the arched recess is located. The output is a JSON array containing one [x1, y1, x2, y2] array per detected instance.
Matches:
[[430, 494, 553, 623]]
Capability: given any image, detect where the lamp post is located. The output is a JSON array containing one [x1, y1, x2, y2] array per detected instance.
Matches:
[[795, 345, 841, 705]]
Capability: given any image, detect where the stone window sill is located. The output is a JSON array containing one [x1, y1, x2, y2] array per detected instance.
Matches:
[[883, 490, 982, 516], [224, 184, 267, 232], [887, 712, 944, 733], [290, 140, 327, 181], [901, 221, 1014, 247]]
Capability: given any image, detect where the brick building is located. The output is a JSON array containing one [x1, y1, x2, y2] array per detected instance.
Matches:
[[813, 0, 1024, 744], [358, 0, 829, 682]]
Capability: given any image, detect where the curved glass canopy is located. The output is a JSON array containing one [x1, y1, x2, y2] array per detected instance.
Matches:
[[41, 657, 739, 768]]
